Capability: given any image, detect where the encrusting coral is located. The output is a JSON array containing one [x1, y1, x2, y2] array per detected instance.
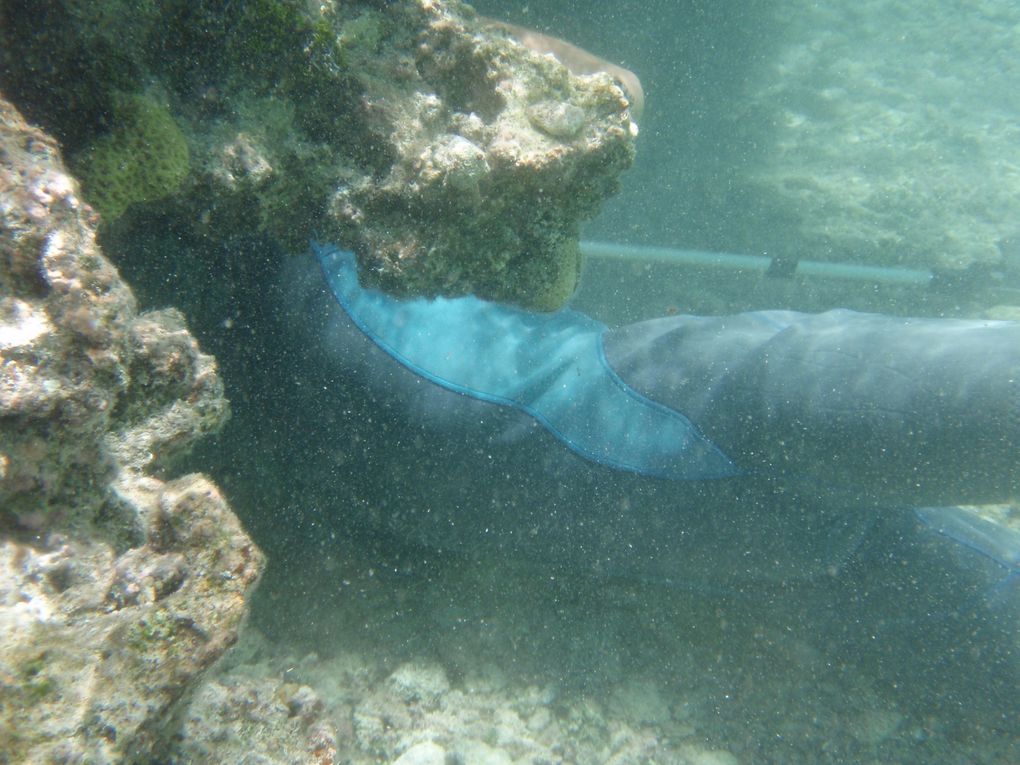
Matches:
[[73, 92, 190, 222]]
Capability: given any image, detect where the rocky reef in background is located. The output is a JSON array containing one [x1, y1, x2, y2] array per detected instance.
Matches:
[[0, 0, 638, 310], [740, 0, 1020, 277], [0, 95, 264, 762]]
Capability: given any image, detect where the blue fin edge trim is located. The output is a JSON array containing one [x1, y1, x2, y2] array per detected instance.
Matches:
[[314, 242, 740, 480]]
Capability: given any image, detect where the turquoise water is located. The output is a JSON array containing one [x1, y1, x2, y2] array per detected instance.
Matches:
[[251, 2, 1018, 761], [11, 0, 1018, 762]]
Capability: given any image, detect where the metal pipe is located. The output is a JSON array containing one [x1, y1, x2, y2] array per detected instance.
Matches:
[[580, 240, 934, 286]]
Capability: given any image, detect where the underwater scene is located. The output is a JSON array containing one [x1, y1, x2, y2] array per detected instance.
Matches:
[[1, 1, 1019, 763]]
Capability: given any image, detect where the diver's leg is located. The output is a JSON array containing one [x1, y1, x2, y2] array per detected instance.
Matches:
[[605, 310, 1020, 505]]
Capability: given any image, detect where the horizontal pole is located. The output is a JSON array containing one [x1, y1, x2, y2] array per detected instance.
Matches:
[[580, 240, 933, 286]]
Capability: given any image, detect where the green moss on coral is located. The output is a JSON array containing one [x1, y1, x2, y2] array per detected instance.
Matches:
[[18, 652, 56, 702], [125, 608, 181, 656], [336, 10, 386, 69], [514, 238, 582, 312], [225, 0, 313, 82], [74, 93, 190, 222]]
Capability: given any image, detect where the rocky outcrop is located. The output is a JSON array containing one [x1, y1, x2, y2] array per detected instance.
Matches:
[[0, 96, 264, 763], [321, 2, 638, 310], [0, 0, 639, 310], [743, 0, 1020, 275]]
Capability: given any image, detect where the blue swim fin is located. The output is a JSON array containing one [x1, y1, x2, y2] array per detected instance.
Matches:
[[314, 243, 738, 480], [916, 505, 1020, 607]]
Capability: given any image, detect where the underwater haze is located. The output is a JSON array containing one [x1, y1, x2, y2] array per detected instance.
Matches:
[[10, 0, 1019, 763]]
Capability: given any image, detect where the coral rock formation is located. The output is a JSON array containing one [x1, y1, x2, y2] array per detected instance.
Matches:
[[323, 1, 638, 309], [0, 0, 638, 310], [0, 95, 264, 763]]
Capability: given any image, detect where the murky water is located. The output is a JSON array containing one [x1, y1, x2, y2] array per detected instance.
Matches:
[[12, 0, 1018, 762]]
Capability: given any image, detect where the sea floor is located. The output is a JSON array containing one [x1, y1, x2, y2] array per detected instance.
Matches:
[[168, 539, 1019, 765]]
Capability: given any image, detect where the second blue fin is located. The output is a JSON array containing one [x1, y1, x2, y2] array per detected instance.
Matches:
[[916, 505, 1020, 607]]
